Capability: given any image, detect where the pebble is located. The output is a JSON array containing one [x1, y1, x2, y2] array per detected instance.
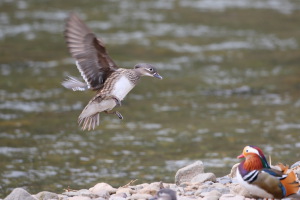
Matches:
[[89, 183, 117, 195], [2, 160, 274, 200], [116, 187, 133, 196], [34, 191, 59, 200], [220, 194, 245, 200], [109, 194, 127, 200], [216, 176, 232, 184], [68, 196, 92, 200], [128, 193, 153, 200]]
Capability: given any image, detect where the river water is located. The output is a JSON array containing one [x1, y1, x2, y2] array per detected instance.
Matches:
[[1, 0, 300, 197]]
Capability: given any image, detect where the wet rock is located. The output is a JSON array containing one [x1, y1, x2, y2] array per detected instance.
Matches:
[[128, 193, 153, 200], [175, 161, 204, 185], [89, 183, 117, 195], [4, 188, 36, 200], [191, 173, 216, 183], [35, 191, 59, 200], [220, 194, 245, 200]]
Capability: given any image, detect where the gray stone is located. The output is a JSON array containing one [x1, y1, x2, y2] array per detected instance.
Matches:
[[62, 191, 80, 197], [216, 176, 232, 184], [202, 190, 221, 200], [137, 182, 161, 195], [68, 196, 91, 200], [229, 183, 252, 198], [128, 193, 152, 200], [109, 194, 127, 200], [177, 197, 195, 200], [175, 161, 204, 185], [220, 194, 245, 200], [184, 191, 194, 196], [191, 173, 216, 183], [93, 197, 106, 200], [89, 183, 117, 195], [93, 190, 110, 199], [94, 198, 106, 200], [4, 188, 37, 200], [57, 194, 68, 200], [116, 188, 132, 197], [203, 181, 214, 185], [35, 191, 58, 200]]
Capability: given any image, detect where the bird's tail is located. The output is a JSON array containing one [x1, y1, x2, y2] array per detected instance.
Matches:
[[78, 112, 100, 131], [281, 171, 300, 197], [78, 96, 104, 131], [62, 76, 89, 91]]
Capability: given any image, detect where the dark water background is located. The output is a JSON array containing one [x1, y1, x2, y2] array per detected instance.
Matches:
[[1, 0, 300, 197]]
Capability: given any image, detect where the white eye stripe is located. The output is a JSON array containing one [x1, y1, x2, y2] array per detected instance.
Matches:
[[246, 147, 259, 155]]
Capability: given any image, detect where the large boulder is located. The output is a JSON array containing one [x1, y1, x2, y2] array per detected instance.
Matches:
[[175, 161, 204, 185], [4, 188, 37, 200]]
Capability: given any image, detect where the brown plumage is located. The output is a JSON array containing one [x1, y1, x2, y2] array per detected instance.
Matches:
[[237, 146, 300, 199], [62, 13, 162, 131]]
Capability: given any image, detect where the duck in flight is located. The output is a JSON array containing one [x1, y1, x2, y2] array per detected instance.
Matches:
[[62, 13, 162, 131]]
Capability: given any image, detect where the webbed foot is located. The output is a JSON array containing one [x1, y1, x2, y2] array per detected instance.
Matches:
[[111, 96, 121, 106], [105, 110, 123, 120]]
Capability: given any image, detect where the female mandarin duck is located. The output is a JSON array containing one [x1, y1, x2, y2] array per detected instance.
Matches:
[[237, 145, 299, 199], [62, 14, 162, 131]]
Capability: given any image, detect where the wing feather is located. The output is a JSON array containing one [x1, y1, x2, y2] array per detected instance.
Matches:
[[64, 13, 118, 90]]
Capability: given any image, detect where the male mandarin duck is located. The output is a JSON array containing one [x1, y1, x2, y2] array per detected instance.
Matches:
[[237, 145, 300, 199], [62, 13, 162, 131]]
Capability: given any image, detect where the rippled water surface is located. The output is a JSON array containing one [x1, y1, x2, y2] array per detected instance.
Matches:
[[1, 0, 300, 197]]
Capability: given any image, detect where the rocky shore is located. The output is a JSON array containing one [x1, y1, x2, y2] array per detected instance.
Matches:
[[3, 161, 300, 200]]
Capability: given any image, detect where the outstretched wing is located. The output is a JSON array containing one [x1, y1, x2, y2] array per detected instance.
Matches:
[[64, 13, 118, 90]]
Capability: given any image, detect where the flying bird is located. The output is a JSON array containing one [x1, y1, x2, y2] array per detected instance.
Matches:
[[236, 145, 299, 199], [62, 13, 162, 131]]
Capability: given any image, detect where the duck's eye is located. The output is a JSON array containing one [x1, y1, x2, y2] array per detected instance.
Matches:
[[148, 68, 153, 72], [246, 150, 249, 152]]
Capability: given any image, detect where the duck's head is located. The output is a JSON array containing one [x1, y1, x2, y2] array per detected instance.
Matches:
[[134, 63, 163, 79], [237, 145, 265, 159], [237, 145, 270, 168]]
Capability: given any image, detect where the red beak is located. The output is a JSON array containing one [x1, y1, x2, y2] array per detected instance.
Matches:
[[237, 153, 245, 159]]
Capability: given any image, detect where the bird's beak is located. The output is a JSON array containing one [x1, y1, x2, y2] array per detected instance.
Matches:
[[153, 72, 163, 79], [237, 153, 245, 159]]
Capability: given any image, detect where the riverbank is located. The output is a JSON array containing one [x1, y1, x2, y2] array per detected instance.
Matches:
[[3, 161, 300, 200]]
